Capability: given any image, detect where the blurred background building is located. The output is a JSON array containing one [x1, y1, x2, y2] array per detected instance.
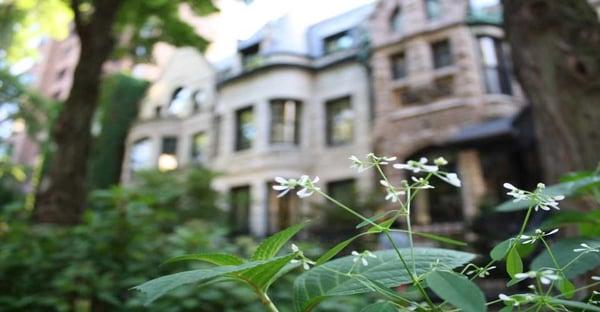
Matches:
[[20, 0, 595, 237]]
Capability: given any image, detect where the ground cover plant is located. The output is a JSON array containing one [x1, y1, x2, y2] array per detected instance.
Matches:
[[135, 154, 600, 311]]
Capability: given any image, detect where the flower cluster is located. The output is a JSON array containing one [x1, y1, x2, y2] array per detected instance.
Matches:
[[273, 175, 320, 198], [394, 157, 461, 187], [498, 293, 536, 307], [518, 228, 559, 244], [290, 244, 315, 270], [465, 264, 496, 278], [573, 243, 600, 254], [349, 153, 397, 172], [515, 270, 561, 285], [379, 179, 405, 203], [503, 182, 565, 211], [351, 250, 377, 266]]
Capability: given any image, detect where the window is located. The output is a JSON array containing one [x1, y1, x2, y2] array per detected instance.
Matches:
[[230, 185, 251, 234], [390, 7, 403, 32], [130, 138, 153, 172], [270, 99, 301, 145], [478, 37, 512, 95], [469, 0, 501, 16], [425, 0, 442, 20], [155, 106, 162, 117], [267, 181, 299, 233], [158, 137, 178, 171], [240, 44, 261, 70], [325, 97, 354, 146], [327, 179, 356, 205], [190, 132, 207, 163], [213, 115, 221, 156], [235, 106, 256, 151], [432, 39, 452, 69], [168, 87, 192, 116], [390, 52, 407, 79], [323, 31, 355, 55]]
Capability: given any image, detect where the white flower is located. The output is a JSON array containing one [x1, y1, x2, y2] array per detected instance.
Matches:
[[350, 153, 397, 172], [466, 265, 496, 278], [592, 276, 600, 281], [273, 176, 296, 197], [515, 270, 560, 285], [519, 228, 559, 244], [380, 180, 405, 203], [499, 294, 519, 306], [411, 176, 434, 189], [393, 157, 439, 173], [434, 157, 448, 166], [439, 172, 461, 187], [349, 155, 368, 172], [503, 182, 565, 211], [351, 250, 377, 266], [290, 243, 315, 270], [573, 243, 600, 254], [274, 175, 320, 198]]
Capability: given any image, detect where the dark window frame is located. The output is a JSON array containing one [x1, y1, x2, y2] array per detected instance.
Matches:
[[325, 96, 354, 146], [269, 99, 302, 145], [230, 185, 251, 235], [478, 36, 512, 95], [432, 39, 453, 69], [235, 106, 255, 151], [390, 6, 403, 32], [190, 131, 207, 163], [323, 30, 355, 55], [390, 51, 407, 79]]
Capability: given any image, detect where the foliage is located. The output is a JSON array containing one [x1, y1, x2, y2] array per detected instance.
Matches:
[[87, 73, 149, 190], [137, 154, 600, 311]]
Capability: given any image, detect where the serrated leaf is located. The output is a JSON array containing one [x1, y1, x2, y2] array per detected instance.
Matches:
[[531, 237, 600, 278], [425, 270, 486, 312], [293, 248, 475, 312], [490, 238, 512, 261], [316, 234, 364, 266], [360, 301, 398, 312], [252, 221, 309, 261], [133, 260, 266, 305], [235, 253, 296, 291], [506, 248, 522, 278], [548, 298, 600, 312], [496, 175, 600, 212], [164, 253, 245, 266]]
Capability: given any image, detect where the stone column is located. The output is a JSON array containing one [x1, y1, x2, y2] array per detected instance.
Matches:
[[250, 180, 268, 237], [457, 149, 486, 221]]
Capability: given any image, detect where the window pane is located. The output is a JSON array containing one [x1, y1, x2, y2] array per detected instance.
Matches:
[[478, 36, 512, 95], [479, 37, 498, 66], [432, 39, 452, 69], [241, 44, 261, 70], [168, 87, 192, 116], [425, 0, 442, 20], [327, 179, 356, 204], [326, 97, 354, 146], [323, 31, 354, 55], [270, 99, 301, 144], [159, 137, 178, 171], [230, 186, 251, 234], [235, 106, 255, 151], [390, 7, 403, 32], [267, 182, 298, 233], [191, 132, 207, 162], [161, 137, 178, 155], [390, 52, 407, 79], [130, 138, 153, 172]]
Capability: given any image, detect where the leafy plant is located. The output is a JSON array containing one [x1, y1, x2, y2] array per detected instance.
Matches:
[[136, 154, 600, 311]]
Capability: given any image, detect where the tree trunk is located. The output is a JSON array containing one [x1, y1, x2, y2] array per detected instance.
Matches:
[[504, 0, 600, 182], [34, 0, 123, 224]]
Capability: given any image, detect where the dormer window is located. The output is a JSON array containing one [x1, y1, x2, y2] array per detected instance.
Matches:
[[390, 7, 403, 33], [323, 31, 354, 55], [168, 87, 192, 116], [240, 44, 261, 71], [192, 89, 206, 112]]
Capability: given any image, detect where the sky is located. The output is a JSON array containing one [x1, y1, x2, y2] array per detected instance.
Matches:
[[182, 0, 376, 62]]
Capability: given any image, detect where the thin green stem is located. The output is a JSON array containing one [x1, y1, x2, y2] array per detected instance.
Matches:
[[316, 190, 382, 230], [258, 292, 280, 312]]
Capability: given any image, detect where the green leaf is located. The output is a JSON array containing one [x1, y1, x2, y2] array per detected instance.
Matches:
[[425, 270, 486, 312], [252, 221, 309, 261], [163, 253, 245, 266], [506, 248, 522, 278], [496, 175, 600, 212], [557, 278, 575, 299], [234, 253, 296, 291], [531, 237, 600, 278], [356, 210, 398, 229], [316, 234, 363, 266], [548, 298, 600, 312], [490, 238, 512, 261], [413, 231, 467, 247], [293, 248, 475, 312], [360, 301, 398, 312], [133, 260, 266, 305]]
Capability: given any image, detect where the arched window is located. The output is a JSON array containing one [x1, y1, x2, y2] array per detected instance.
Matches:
[[390, 6, 403, 33], [167, 86, 192, 116], [130, 138, 153, 172]]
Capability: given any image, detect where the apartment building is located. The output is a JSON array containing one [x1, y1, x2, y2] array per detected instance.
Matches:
[[123, 5, 376, 236], [369, 0, 539, 235]]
